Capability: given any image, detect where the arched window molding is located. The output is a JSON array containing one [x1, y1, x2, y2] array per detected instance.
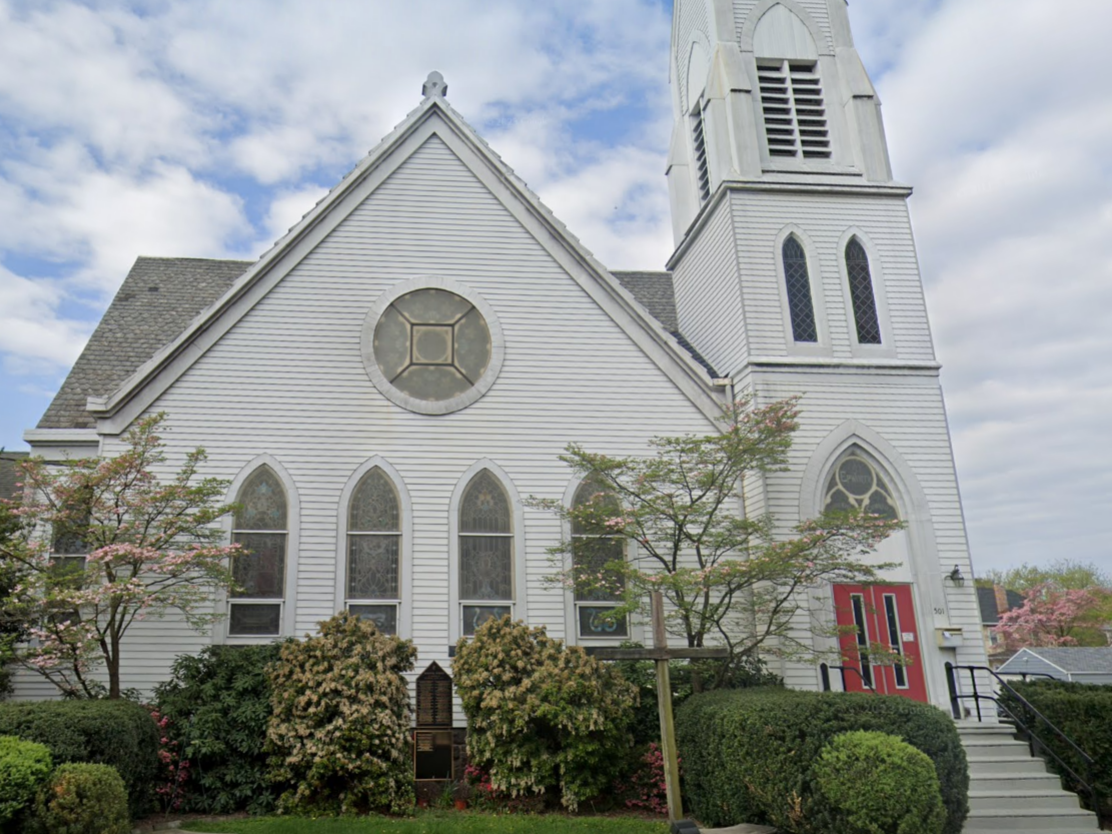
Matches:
[[837, 230, 894, 355], [219, 454, 300, 642], [740, 0, 829, 56], [561, 476, 631, 644], [448, 461, 527, 645], [799, 422, 956, 703], [334, 457, 414, 640], [773, 225, 828, 354]]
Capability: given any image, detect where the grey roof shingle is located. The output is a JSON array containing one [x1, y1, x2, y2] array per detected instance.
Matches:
[[39, 257, 253, 429], [38, 261, 715, 430], [0, 452, 29, 502], [612, 271, 678, 332], [1003, 647, 1112, 675], [976, 585, 1026, 625], [613, 271, 719, 377]]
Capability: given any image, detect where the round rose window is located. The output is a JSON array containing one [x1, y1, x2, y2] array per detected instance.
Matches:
[[362, 281, 504, 415]]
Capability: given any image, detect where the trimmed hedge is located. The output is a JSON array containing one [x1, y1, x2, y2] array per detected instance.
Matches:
[[675, 688, 968, 834], [154, 643, 285, 815], [813, 731, 945, 834], [0, 735, 52, 829], [1003, 680, 1112, 820], [28, 763, 130, 834], [0, 700, 159, 817]]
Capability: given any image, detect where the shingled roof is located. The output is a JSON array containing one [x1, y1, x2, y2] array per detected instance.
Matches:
[[38, 260, 715, 430], [0, 452, 28, 502], [38, 257, 253, 429]]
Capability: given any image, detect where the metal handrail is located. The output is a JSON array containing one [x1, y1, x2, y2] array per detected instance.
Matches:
[[819, 662, 878, 694], [945, 662, 1101, 818]]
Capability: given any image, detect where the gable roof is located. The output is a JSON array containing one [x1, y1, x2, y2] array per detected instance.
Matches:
[[40, 265, 716, 431], [999, 647, 1112, 675], [976, 585, 1026, 625], [43, 90, 725, 434], [39, 258, 251, 429]]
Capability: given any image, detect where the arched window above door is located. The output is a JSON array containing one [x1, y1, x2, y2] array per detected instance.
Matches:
[[823, 448, 899, 520]]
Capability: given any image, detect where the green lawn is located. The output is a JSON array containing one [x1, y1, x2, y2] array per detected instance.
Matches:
[[183, 812, 668, 834]]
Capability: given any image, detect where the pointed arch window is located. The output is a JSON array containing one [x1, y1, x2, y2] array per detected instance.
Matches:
[[230, 467, 287, 636], [823, 449, 899, 521], [846, 239, 881, 344], [782, 236, 818, 342], [459, 470, 514, 636], [346, 467, 400, 635], [571, 479, 628, 639]]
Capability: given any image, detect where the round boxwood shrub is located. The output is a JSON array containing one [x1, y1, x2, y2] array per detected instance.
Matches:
[[675, 688, 967, 834], [28, 763, 130, 834], [266, 611, 416, 815], [0, 735, 52, 828], [813, 731, 946, 834]]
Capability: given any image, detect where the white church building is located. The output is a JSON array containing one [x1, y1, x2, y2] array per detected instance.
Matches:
[[21, 0, 988, 723]]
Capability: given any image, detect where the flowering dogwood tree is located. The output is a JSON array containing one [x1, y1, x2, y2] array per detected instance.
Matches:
[[533, 397, 902, 691], [994, 583, 1112, 649], [0, 414, 239, 698]]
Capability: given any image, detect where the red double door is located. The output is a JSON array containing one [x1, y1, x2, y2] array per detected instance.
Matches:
[[832, 584, 928, 702]]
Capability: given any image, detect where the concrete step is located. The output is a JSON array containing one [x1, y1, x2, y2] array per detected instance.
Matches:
[[968, 788, 1082, 813], [967, 754, 1051, 775], [962, 807, 1100, 832], [968, 772, 1064, 793], [957, 721, 1101, 834]]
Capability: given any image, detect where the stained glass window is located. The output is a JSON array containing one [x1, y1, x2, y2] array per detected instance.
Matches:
[[846, 239, 882, 345], [782, 236, 818, 342], [571, 479, 627, 638], [459, 471, 513, 635], [822, 449, 899, 520], [373, 288, 492, 403], [231, 466, 286, 636], [346, 468, 400, 634]]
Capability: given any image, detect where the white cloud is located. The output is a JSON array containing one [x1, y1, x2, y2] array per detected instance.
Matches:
[[0, 266, 89, 369], [863, 0, 1112, 572]]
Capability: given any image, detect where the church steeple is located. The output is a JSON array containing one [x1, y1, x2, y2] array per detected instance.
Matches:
[[667, 0, 893, 242]]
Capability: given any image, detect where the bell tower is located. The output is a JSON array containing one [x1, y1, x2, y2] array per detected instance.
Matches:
[[664, 0, 988, 707], [667, 0, 893, 240]]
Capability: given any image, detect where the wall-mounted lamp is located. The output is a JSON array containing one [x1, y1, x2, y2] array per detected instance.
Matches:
[[945, 565, 965, 588]]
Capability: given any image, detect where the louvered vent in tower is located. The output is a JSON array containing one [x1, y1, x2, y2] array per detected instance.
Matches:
[[692, 107, 711, 202], [757, 61, 831, 160]]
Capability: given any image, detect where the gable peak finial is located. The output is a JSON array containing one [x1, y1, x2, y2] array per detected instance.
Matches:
[[422, 71, 447, 101]]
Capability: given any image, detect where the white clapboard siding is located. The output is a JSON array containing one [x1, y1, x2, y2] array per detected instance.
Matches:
[[88, 135, 716, 697], [748, 366, 985, 703], [672, 198, 748, 377], [728, 190, 937, 363]]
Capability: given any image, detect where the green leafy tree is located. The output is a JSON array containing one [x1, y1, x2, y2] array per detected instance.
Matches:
[[0, 414, 239, 699], [980, 558, 1111, 593], [532, 397, 902, 691]]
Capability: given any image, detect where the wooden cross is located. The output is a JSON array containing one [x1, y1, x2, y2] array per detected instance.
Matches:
[[590, 591, 729, 833]]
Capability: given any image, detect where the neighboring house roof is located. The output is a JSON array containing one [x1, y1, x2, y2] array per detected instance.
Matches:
[[999, 647, 1112, 676], [0, 452, 29, 501], [40, 263, 717, 432], [976, 585, 1025, 625], [39, 258, 252, 430]]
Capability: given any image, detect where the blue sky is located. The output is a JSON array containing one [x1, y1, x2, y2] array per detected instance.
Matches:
[[0, 0, 1109, 576]]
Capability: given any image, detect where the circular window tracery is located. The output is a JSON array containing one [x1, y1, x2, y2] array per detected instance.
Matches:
[[822, 451, 899, 520], [361, 280, 504, 415]]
